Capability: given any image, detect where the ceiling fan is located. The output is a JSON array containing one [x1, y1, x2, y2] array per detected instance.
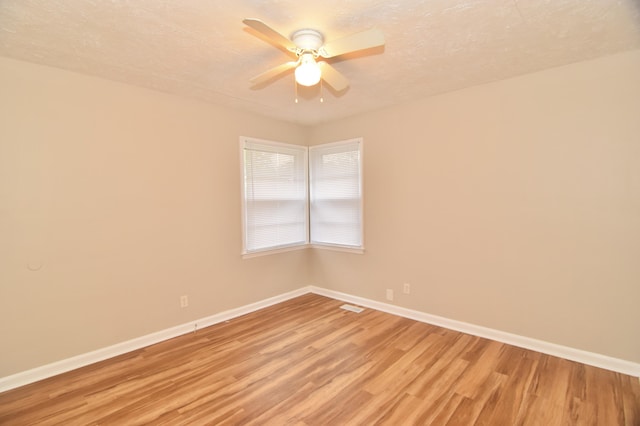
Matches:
[[243, 19, 385, 91]]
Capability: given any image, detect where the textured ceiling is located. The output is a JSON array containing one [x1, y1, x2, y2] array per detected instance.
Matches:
[[1, 1, 640, 125]]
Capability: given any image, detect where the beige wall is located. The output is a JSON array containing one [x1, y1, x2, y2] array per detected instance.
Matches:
[[2, 49, 639, 378], [0, 57, 310, 376], [308, 49, 640, 363]]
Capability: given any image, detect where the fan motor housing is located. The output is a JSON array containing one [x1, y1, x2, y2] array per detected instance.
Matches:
[[291, 29, 324, 52]]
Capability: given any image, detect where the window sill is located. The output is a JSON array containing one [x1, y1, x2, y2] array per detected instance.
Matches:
[[242, 243, 364, 259], [310, 243, 365, 255], [241, 244, 309, 259]]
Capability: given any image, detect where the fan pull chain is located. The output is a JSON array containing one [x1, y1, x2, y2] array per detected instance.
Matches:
[[294, 77, 325, 103]]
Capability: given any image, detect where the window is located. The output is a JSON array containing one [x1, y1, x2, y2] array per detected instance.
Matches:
[[240, 137, 363, 256], [309, 139, 363, 248], [241, 138, 308, 253]]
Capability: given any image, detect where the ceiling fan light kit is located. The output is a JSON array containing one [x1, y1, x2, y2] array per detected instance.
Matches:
[[295, 53, 321, 86], [243, 18, 385, 95]]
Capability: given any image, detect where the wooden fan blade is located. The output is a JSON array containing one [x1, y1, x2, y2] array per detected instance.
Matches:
[[250, 61, 298, 85], [319, 28, 385, 58], [318, 62, 349, 91], [243, 18, 297, 52]]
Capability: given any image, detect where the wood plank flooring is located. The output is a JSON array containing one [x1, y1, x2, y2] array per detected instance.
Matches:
[[0, 294, 638, 425]]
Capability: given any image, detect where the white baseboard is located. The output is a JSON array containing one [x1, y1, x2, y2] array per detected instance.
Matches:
[[2, 284, 637, 393], [309, 286, 640, 378], [0, 287, 311, 393]]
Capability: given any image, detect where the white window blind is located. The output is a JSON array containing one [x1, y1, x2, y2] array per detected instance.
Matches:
[[309, 139, 363, 248], [241, 138, 308, 253]]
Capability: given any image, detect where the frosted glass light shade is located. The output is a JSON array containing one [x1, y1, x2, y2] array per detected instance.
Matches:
[[295, 54, 321, 86]]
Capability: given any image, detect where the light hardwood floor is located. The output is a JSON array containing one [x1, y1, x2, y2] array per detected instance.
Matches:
[[0, 294, 638, 425]]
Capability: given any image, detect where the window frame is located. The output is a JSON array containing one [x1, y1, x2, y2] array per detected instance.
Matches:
[[308, 138, 364, 253], [240, 137, 309, 257]]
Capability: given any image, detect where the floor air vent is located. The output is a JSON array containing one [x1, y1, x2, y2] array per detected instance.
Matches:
[[340, 304, 364, 313]]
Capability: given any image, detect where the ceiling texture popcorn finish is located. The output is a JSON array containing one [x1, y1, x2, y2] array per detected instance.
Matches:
[[1, 1, 639, 125]]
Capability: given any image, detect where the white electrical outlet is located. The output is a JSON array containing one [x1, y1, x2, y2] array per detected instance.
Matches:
[[403, 283, 411, 294], [180, 295, 189, 308], [386, 289, 394, 301]]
